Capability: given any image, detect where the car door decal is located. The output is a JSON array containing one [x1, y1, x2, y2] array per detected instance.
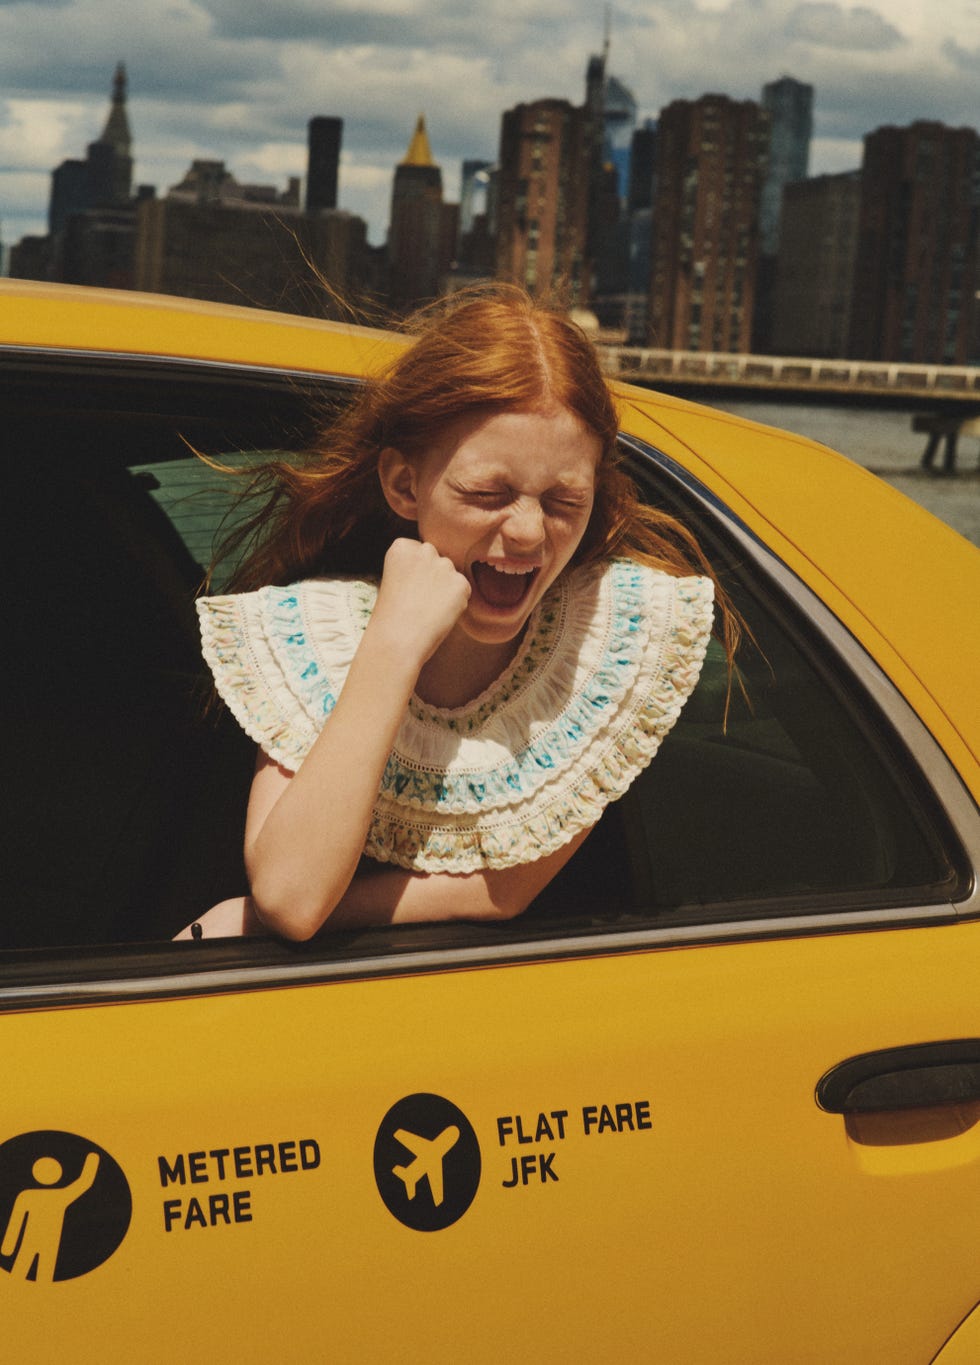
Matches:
[[374, 1095, 481, 1231], [0, 1131, 131, 1282], [157, 1137, 321, 1233]]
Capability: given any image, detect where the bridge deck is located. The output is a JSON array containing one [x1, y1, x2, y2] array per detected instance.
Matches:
[[600, 345, 980, 405]]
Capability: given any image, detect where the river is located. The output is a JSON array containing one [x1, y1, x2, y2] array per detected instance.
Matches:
[[699, 398, 980, 549]]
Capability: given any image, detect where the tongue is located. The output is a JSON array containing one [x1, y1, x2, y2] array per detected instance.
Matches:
[[472, 562, 531, 609]]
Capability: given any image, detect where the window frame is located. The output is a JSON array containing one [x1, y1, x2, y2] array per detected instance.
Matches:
[[0, 348, 977, 1012]]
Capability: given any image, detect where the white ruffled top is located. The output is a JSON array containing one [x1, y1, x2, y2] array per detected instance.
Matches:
[[196, 558, 714, 873]]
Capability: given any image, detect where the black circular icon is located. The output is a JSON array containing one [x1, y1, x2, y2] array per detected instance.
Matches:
[[374, 1093, 481, 1231], [0, 1130, 131, 1282]]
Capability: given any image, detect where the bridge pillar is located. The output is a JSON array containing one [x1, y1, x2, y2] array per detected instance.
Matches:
[[914, 412, 980, 474]]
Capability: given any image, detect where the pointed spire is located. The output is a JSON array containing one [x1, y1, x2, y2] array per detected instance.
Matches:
[[401, 114, 435, 168], [100, 62, 131, 158]]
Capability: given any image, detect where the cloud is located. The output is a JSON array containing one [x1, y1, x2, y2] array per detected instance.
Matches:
[[942, 36, 980, 72], [784, 3, 905, 50], [0, 0, 976, 252]]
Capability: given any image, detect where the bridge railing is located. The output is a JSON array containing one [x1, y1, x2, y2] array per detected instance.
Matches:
[[599, 346, 980, 401]]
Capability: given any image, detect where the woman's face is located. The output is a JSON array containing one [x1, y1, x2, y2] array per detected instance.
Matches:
[[407, 404, 600, 647]]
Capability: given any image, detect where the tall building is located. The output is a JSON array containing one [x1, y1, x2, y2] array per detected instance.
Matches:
[[759, 77, 813, 257], [849, 121, 980, 364], [771, 172, 861, 357], [455, 159, 496, 282], [306, 117, 342, 213], [495, 98, 590, 304], [49, 63, 134, 236], [628, 122, 658, 214], [754, 76, 813, 350], [648, 94, 769, 352], [460, 159, 492, 237], [585, 48, 638, 320], [623, 122, 659, 342], [387, 115, 454, 310], [603, 75, 638, 205], [16, 63, 143, 286]]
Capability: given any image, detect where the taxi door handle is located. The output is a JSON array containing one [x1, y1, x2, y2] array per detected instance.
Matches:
[[816, 1040, 980, 1114]]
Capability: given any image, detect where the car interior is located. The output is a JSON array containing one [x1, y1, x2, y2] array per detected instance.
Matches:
[[0, 356, 964, 954]]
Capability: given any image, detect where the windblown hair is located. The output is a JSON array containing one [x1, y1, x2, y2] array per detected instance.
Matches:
[[216, 284, 738, 655]]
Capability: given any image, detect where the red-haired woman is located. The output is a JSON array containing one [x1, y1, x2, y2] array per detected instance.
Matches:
[[176, 287, 730, 941]]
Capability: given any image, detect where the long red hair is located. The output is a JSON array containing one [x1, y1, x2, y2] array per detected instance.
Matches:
[[217, 285, 738, 656]]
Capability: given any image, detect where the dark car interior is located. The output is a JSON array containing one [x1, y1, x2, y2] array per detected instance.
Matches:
[[0, 353, 964, 953]]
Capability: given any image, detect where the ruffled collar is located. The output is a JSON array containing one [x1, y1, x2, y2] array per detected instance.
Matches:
[[197, 559, 713, 871]]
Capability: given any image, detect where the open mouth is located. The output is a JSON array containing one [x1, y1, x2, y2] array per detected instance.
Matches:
[[470, 561, 540, 611]]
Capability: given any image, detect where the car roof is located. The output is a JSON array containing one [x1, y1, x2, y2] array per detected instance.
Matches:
[[0, 277, 405, 376], [2, 280, 977, 796], [618, 388, 979, 793]]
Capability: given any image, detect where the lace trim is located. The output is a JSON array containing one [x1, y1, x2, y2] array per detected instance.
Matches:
[[364, 574, 713, 869], [196, 561, 714, 869]]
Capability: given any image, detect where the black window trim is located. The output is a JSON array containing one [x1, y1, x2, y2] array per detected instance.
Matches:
[[0, 364, 977, 1012]]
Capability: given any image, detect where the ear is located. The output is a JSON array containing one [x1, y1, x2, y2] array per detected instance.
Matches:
[[378, 447, 420, 522]]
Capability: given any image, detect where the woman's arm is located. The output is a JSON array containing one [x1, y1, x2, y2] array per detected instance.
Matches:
[[175, 827, 590, 940], [328, 827, 591, 928], [244, 538, 470, 940]]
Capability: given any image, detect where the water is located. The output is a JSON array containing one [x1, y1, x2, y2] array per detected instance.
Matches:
[[701, 398, 980, 549]]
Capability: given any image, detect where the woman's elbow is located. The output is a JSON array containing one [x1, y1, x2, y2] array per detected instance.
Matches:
[[249, 877, 335, 942]]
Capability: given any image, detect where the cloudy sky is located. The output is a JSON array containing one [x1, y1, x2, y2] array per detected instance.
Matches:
[[1, 0, 977, 250]]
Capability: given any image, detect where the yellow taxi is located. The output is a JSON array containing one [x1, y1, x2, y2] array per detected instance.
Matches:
[[1, 280, 978, 1364]]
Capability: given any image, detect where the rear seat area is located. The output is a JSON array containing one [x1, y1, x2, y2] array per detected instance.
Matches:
[[3, 457, 253, 948]]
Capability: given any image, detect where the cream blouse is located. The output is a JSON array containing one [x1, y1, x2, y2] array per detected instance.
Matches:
[[196, 557, 714, 873]]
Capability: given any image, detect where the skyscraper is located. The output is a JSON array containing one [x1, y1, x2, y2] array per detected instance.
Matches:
[[603, 75, 638, 205], [628, 122, 658, 215], [459, 159, 492, 237], [648, 94, 769, 352], [49, 63, 133, 235], [495, 99, 590, 304], [849, 121, 980, 364], [759, 77, 813, 257], [306, 117, 342, 213], [387, 116, 454, 310], [754, 76, 813, 350]]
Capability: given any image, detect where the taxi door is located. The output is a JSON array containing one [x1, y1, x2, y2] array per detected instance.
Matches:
[[3, 899, 980, 1365]]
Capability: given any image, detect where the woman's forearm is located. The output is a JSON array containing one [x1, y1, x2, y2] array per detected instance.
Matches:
[[245, 624, 420, 939], [244, 541, 472, 941], [327, 828, 591, 930]]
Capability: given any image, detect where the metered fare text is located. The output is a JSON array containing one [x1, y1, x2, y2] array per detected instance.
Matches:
[[158, 1139, 321, 1232]]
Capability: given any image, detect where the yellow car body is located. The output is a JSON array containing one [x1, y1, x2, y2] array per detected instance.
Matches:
[[1, 281, 978, 1364]]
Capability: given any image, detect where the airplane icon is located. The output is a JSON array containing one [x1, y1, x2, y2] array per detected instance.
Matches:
[[392, 1125, 460, 1207]]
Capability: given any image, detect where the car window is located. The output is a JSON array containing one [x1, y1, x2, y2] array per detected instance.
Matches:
[[527, 449, 964, 927], [130, 453, 263, 592], [0, 355, 968, 960]]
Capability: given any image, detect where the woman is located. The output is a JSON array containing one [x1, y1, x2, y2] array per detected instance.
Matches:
[[177, 287, 730, 940]]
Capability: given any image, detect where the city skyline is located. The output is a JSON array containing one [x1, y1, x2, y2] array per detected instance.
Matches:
[[1, 0, 977, 250]]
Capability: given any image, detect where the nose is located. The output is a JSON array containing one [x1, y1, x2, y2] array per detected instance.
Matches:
[[502, 497, 546, 550]]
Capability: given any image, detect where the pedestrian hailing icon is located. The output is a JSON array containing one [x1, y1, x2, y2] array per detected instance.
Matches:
[[0, 1131, 131, 1282], [374, 1093, 481, 1231]]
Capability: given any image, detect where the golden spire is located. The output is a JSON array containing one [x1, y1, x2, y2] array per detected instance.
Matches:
[[402, 114, 435, 167]]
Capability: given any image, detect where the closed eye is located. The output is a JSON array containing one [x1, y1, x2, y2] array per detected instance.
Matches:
[[459, 487, 512, 506], [544, 494, 591, 515]]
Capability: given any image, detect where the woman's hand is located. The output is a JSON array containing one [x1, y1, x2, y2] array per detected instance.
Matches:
[[371, 538, 470, 666]]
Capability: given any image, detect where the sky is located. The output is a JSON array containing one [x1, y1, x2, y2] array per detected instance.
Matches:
[[1, 0, 978, 250]]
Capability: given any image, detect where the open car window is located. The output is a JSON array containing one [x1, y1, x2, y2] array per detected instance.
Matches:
[[0, 354, 971, 979]]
